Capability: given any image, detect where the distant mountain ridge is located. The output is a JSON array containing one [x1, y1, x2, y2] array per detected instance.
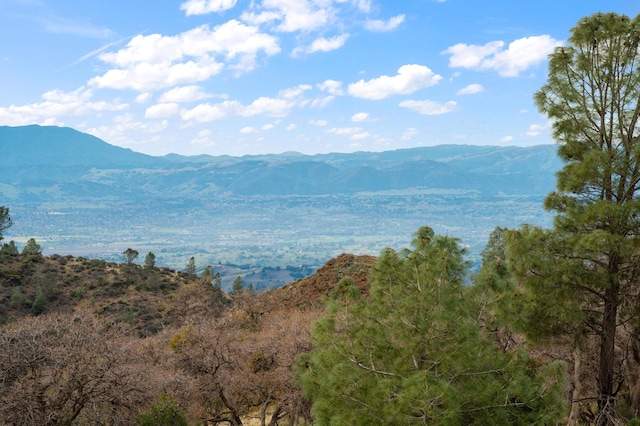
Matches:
[[0, 125, 563, 202]]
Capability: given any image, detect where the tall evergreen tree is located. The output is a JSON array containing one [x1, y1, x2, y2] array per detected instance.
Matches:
[[144, 252, 156, 268], [22, 238, 42, 256], [297, 226, 565, 425], [507, 12, 640, 425], [185, 256, 196, 277], [0, 206, 12, 242]]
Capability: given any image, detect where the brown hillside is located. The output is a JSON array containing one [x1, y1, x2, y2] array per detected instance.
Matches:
[[255, 253, 377, 312], [0, 253, 231, 335]]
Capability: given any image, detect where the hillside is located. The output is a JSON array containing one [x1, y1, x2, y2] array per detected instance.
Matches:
[[0, 245, 381, 424], [0, 125, 562, 202], [0, 249, 375, 332], [0, 251, 231, 334]]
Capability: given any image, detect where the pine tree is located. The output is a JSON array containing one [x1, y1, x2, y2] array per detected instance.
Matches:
[[506, 12, 640, 424], [185, 256, 196, 277], [0, 206, 12, 242], [144, 252, 156, 268], [297, 226, 565, 425]]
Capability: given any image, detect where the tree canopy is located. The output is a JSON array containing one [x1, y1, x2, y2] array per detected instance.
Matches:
[[298, 226, 565, 425], [503, 12, 640, 425], [0, 206, 12, 242]]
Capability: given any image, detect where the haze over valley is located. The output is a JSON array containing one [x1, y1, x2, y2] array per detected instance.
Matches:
[[2, 125, 559, 288]]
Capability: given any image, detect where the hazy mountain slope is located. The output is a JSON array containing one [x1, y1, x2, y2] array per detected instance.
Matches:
[[0, 125, 563, 200], [0, 125, 160, 168]]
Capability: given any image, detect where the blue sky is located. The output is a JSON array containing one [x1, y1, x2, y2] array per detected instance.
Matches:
[[0, 0, 636, 156]]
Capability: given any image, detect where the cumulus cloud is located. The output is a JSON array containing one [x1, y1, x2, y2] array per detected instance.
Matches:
[[399, 99, 458, 115], [180, 0, 238, 15], [241, 0, 335, 33], [351, 112, 369, 122], [294, 34, 349, 56], [179, 84, 308, 123], [0, 87, 128, 126], [348, 64, 442, 100], [241, 97, 295, 117], [526, 123, 545, 136], [90, 59, 224, 92], [279, 84, 312, 99], [499, 135, 513, 143], [442, 35, 562, 77], [145, 103, 180, 118], [181, 100, 241, 122], [456, 83, 484, 95], [317, 80, 344, 95], [364, 14, 405, 32], [309, 119, 328, 126], [353, 0, 372, 13], [159, 85, 214, 103], [89, 20, 280, 91]]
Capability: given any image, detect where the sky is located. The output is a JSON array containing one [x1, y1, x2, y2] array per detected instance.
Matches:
[[0, 1, 637, 157]]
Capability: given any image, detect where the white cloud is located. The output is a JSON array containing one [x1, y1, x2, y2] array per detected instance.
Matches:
[[402, 127, 419, 140], [499, 135, 513, 143], [180, 0, 238, 15], [179, 84, 308, 123], [364, 14, 405, 32], [90, 20, 280, 91], [351, 131, 371, 140], [181, 100, 241, 122], [0, 87, 128, 126], [294, 34, 349, 56], [135, 93, 152, 104], [399, 99, 458, 115], [353, 0, 372, 13], [351, 112, 369, 122], [145, 103, 180, 118], [443, 35, 562, 77], [279, 84, 312, 99], [309, 119, 328, 126], [86, 114, 168, 145], [317, 80, 344, 95], [310, 95, 335, 108], [286, 124, 296, 131], [240, 97, 295, 117], [526, 123, 545, 137], [240, 126, 259, 134], [241, 0, 335, 33], [190, 129, 217, 147], [159, 85, 213, 103], [326, 126, 371, 140], [90, 59, 224, 92], [327, 127, 363, 135], [456, 83, 484, 95], [348, 64, 442, 100], [262, 123, 275, 130]]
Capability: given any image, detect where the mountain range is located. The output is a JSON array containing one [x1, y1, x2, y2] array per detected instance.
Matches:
[[0, 125, 562, 202]]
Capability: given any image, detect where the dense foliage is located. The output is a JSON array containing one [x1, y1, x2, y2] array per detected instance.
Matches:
[[499, 12, 640, 425], [297, 226, 566, 425]]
